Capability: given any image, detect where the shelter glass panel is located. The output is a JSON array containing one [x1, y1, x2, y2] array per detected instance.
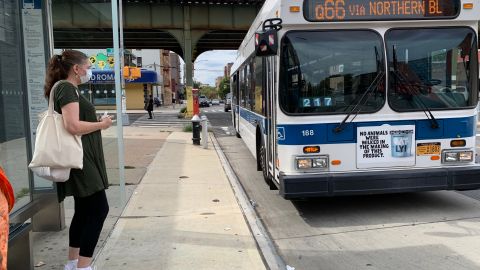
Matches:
[[0, 0, 31, 212]]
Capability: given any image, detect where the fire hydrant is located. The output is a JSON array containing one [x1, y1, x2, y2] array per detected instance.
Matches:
[[191, 114, 201, 145]]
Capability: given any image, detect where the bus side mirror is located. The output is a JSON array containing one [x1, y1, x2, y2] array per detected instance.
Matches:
[[255, 29, 279, 57], [255, 18, 282, 57]]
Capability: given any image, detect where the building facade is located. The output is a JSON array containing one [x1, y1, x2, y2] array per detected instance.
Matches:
[[84, 69, 158, 110], [169, 52, 182, 103], [224, 62, 233, 78], [216, 76, 224, 90]]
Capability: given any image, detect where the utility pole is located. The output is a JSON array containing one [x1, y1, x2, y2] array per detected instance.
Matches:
[[153, 62, 159, 98]]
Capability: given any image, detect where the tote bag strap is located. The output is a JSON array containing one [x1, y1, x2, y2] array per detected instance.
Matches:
[[48, 80, 79, 116]]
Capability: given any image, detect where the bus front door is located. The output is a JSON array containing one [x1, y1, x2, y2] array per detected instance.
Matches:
[[232, 73, 240, 136], [265, 56, 277, 186]]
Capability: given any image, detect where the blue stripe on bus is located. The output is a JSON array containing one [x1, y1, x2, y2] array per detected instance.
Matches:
[[277, 117, 475, 145], [237, 105, 268, 133], [235, 106, 475, 145]]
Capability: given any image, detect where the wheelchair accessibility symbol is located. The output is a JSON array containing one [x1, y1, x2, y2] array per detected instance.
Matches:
[[277, 127, 285, 141]]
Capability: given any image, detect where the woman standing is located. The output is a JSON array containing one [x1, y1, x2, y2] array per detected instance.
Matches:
[[44, 50, 113, 270]]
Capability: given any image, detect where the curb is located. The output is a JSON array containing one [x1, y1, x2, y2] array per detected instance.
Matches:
[[210, 133, 286, 270]]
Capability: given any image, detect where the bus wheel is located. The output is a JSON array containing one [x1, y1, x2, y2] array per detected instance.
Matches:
[[260, 141, 277, 190]]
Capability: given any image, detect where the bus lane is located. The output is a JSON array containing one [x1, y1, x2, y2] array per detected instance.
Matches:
[[214, 130, 480, 270]]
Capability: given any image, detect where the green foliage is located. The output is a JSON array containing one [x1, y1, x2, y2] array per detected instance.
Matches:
[[193, 80, 201, 88], [200, 86, 218, 99], [219, 77, 230, 99], [183, 123, 193, 132], [180, 107, 187, 113]]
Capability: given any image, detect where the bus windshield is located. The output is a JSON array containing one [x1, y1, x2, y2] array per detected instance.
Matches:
[[386, 27, 478, 111], [280, 30, 385, 115]]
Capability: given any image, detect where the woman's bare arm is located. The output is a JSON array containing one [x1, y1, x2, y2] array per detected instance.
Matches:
[[61, 102, 112, 136]]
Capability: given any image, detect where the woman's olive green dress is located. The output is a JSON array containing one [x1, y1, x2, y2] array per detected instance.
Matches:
[[53, 81, 109, 202]]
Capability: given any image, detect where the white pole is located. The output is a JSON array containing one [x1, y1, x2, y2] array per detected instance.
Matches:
[[112, 0, 126, 206], [201, 116, 208, 149]]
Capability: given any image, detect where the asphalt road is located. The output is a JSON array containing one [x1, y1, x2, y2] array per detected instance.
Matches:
[[205, 111, 480, 270], [202, 105, 235, 137]]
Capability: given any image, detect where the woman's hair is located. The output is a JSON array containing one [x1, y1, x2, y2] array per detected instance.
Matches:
[[44, 50, 88, 98]]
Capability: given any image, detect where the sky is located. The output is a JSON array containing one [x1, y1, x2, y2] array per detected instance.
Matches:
[[190, 50, 237, 86]]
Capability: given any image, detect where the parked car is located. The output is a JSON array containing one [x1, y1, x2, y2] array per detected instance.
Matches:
[[211, 99, 220, 105], [224, 93, 232, 112], [199, 95, 210, 107]]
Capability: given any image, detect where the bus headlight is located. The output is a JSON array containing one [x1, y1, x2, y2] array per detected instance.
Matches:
[[313, 158, 328, 168], [443, 150, 473, 163], [444, 152, 458, 162], [459, 151, 474, 162], [296, 159, 312, 169], [296, 156, 328, 170]]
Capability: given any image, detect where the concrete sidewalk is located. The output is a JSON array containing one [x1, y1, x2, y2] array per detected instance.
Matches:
[[93, 132, 266, 269]]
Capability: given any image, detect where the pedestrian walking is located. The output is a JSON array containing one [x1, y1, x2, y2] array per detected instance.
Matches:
[[0, 167, 14, 270], [44, 50, 113, 270], [146, 94, 154, 119], [154, 96, 160, 107]]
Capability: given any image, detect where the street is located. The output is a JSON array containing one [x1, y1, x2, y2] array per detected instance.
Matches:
[[204, 109, 480, 270]]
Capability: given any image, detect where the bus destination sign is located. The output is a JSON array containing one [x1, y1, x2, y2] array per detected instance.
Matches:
[[304, 0, 461, 22]]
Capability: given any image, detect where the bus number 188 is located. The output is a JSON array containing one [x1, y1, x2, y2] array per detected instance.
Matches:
[[302, 130, 315, 136]]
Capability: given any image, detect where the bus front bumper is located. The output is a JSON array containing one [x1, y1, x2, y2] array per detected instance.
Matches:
[[279, 166, 480, 199]]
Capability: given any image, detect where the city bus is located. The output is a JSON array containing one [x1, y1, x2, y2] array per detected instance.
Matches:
[[230, 0, 480, 199]]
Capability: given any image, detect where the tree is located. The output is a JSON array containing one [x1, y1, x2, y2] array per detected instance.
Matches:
[[200, 86, 218, 99], [219, 77, 230, 99], [193, 80, 201, 89]]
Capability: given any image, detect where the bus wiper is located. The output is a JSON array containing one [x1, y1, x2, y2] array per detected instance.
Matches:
[[334, 71, 385, 133], [391, 45, 439, 129]]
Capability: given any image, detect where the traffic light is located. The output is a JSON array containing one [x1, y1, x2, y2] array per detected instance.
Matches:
[[123, 66, 130, 77], [123, 66, 141, 79], [131, 67, 141, 79]]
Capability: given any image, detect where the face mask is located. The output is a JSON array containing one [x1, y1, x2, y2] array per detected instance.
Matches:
[[79, 68, 92, 84]]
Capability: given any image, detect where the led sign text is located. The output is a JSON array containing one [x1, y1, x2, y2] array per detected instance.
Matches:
[[304, 0, 460, 21]]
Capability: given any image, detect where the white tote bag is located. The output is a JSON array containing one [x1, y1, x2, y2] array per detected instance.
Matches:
[[29, 80, 83, 182]]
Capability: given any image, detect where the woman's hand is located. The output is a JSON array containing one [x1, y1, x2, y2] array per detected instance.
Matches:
[[100, 116, 113, 130]]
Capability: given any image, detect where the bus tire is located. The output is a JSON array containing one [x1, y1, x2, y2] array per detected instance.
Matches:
[[260, 140, 278, 190], [256, 129, 262, 171]]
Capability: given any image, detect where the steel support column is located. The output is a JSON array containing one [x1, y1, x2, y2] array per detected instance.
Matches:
[[184, 6, 194, 117]]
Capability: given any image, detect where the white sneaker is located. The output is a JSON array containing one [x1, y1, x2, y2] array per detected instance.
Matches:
[[64, 261, 77, 270], [77, 266, 95, 270]]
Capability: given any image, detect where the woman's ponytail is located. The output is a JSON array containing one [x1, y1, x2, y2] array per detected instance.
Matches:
[[44, 50, 88, 98], [44, 54, 69, 98]]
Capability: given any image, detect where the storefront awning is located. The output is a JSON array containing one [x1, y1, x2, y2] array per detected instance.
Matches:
[[90, 69, 158, 84]]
